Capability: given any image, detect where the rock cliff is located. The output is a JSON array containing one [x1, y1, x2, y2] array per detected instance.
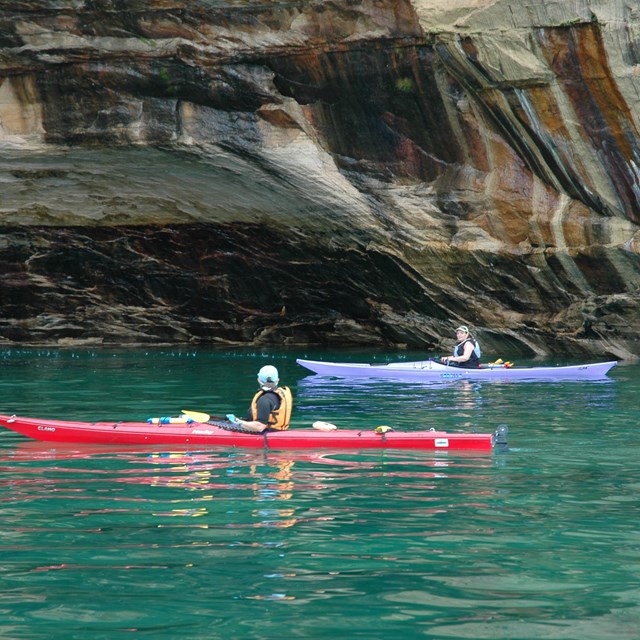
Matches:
[[1, 0, 639, 357]]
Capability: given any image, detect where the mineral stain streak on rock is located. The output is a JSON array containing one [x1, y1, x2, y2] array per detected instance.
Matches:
[[538, 24, 640, 223], [1, 1, 640, 357], [269, 44, 461, 181]]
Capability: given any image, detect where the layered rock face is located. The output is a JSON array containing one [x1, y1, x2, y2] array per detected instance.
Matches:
[[1, 0, 640, 357]]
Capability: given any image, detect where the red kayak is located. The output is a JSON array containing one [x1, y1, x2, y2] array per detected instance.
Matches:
[[0, 414, 504, 452]]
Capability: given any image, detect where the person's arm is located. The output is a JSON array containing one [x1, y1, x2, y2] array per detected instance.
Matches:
[[236, 393, 275, 432], [236, 418, 269, 433], [442, 341, 474, 364]]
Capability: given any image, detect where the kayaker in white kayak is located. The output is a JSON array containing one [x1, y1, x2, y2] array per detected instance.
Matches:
[[440, 325, 481, 368]]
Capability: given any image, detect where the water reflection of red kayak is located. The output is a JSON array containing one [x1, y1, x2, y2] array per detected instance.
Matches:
[[2, 442, 495, 497], [4, 441, 495, 467], [0, 414, 504, 452]]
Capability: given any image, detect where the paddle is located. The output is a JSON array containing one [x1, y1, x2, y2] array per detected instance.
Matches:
[[181, 409, 212, 423], [183, 410, 338, 431], [182, 409, 231, 423]]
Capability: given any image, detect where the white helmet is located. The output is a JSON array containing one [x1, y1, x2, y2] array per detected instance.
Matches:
[[257, 365, 279, 385]]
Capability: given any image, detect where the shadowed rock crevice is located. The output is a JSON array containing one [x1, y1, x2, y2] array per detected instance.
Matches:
[[0, 221, 636, 357], [0, 224, 451, 347]]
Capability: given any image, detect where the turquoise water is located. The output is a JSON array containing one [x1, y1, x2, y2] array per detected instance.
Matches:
[[0, 348, 638, 639]]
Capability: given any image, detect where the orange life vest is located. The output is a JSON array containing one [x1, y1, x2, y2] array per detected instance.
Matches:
[[250, 386, 293, 430]]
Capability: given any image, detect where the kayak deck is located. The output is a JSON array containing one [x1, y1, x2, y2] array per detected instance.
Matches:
[[0, 414, 501, 452], [296, 358, 617, 380]]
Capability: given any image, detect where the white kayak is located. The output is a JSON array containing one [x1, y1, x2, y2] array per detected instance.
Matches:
[[296, 358, 618, 381]]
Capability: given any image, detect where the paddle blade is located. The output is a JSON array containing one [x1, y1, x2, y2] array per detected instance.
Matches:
[[181, 410, 210, 423]]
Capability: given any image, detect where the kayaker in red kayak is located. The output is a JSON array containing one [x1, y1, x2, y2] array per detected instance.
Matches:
[[227, 365, 293, 433], [440, 325, 481, 368], [223, 366, 336, 433]]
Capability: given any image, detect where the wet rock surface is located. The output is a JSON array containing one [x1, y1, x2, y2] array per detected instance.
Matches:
[[1, 1, 639, 357]]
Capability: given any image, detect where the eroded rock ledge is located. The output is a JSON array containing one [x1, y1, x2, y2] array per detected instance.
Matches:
[[1, 0, 640, 358]]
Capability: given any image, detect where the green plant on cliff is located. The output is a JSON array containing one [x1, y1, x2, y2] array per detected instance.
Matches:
[[396, 77, 414, 93]]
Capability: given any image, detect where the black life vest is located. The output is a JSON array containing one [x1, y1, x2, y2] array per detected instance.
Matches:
[[453, 337, 481, 368]]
